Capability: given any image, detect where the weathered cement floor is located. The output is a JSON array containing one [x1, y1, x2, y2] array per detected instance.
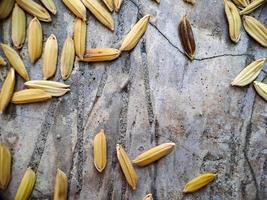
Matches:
[[0, 0, 266, 199]]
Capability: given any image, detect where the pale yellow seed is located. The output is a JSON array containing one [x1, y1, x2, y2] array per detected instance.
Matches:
[[16, 0, 51, 22], [15, 168, 36, 200], [43, 34, 58, 80], [80, 48, 121, 62], [224, 0, 241, 43], [183, 173, 217, 193], [25, 84, 70, 97], [132, 143, 175, 167], [12, 4, 26, 49], [60, 37, 75, 80], [62, 0, 87, 21], [0, 68, 15, 114], [120, 15, 150, 51], [0, 56, 6, 66], [231, 58, 266, 86], [143, 194, 153, 200], [232, 0, 249, 8], [243, 16, 267, 48], [74, 18, 86, 59], [25, 80, 70, 88], [0, 0, 15, 19], [1, 43, 29, 81], [114, 0, 123, 12], [40, 0, 57, 15], [103, 0, 114, 12], [0, 144, 11, 190], [53, 169, 68, 200], [254, 81, 267, 101], [28, 17, 43, 64], [239, 0, 266, 15], [12, 89, 52, 104], [94, 129, 107, 172], [82, 0, 114, 31], [116, 144, 137, 190]]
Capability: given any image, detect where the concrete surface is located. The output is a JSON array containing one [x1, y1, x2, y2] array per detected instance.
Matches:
[[0, 0, 266, 199]]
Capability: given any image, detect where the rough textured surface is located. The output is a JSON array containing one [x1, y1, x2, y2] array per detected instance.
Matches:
[[0, 0, 267, 199]]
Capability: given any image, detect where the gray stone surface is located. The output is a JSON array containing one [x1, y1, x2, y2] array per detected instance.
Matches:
[[0, 0, 266, 199]]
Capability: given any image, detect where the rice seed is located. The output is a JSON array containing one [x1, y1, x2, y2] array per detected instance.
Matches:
[[183, 173, 217, 193], [120, 15, 150, 51], [60, 37, 75, 80], [93, 129, 107, 172], [116, 144, 137, 190], [239, 0, 266, 15], [40, 0, 57, 15], [254, 81, 267, 101], [15, 168, 36, 200], [243, 16, 267, 47], [62, 0, 87, 21], [43, 34, 58, 80], [0, 68, 15, 113], [25, 84, 70, 97], [179, 15, 196, 60], [143, 194, 153, 200], [231, 58, 265, 86], [25, 80, 70, 88], [1, 43, 29, 81], [80, 48, 121, 62], [11, 89, 52, 104], [0, 0, 15, 19], [114, 0, 123, 12], [132, 143, 175, 167], [53, 169, 68, 200], [28, 17, 43, 64], [0, 56, 6, 66], [232, 0, 249, 8], [224, 0, 241, 43], [82, 0, 114, 31], [12, 4, 26, 49], [74, 18, 86, 59], [0, 145, 11, 190], [183, 0, 195, 5], [16, 0, 51, 22], [103, 0, 114, 12]]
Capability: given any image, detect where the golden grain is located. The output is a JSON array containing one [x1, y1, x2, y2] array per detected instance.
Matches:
[[60, 37, 75, 80], [243, 16, 267, 47], [116, 144, 137, 190], [12, 89, 52, 104], [0, 145, 11, 190], [74, 18, 86, 59], [80, 48, 121, 62], [0, 68, 15, 113], [183, 173, 217, 193], [120, 15, 150, 51], [62, 0, 87, 21], [94, 129, 107, 172], [15, 168, 36, 200], [0, 0, 15, 19], [12, 4, 26, 49], [82, 0, 114, 31], [254, 81, 267, 101], [132, 143, 175, 167], [40, 0, 57, 15], [43, 34, 58, 80], [16, 0, 51, 22], [1, 43, 29, 80], [231, 58, 265, 86], [53, 169, 68, 200], [28, 17, 43, 64]]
